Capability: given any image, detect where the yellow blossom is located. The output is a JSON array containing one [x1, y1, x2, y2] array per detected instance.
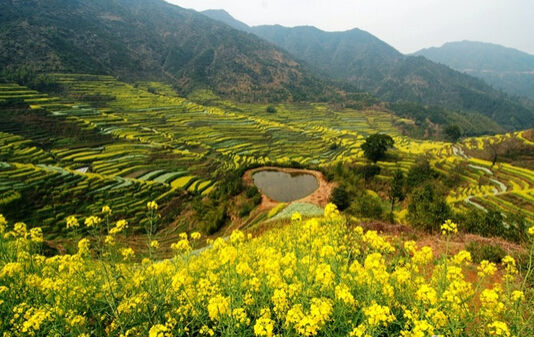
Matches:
[[291, 212, 302, 222], [66, 216, 79, 229], [363, 303, 395, 327], [0, 214, 6, 232], [207, 295, 230, 321], [451, 250, 472, 266], [441, 219, 458, 235], [84, 216, 101, 228], [335, 284, 355, 306], [415, 284, 437, 305], [171, 239, 191, 253], [487, 321, 510, 336], [147, 201, 158, 211], [150, 240, 159, 249], [77, 238, 90, 256], [29, 227, 43, 243], [253, 313, 274, 337], [477, 260, 497, 278], [101, 205, 112, 216], [511, 290, 524, 302], [109, 219, 128, 235], [324, 203, 339, 219], [149, 324, 169, 337], [120, 248, 135, 261]]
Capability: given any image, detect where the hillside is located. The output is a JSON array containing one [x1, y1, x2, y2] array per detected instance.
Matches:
[[0, 0, 332, 102], [203, 10, 534, 130], [415, 41, 534, 100]]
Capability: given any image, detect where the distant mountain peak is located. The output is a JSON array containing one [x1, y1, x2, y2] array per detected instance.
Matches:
[[201, 9, 250, 31]]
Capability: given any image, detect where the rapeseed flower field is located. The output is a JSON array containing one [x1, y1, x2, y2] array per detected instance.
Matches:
[[0, 205, 533, 336]]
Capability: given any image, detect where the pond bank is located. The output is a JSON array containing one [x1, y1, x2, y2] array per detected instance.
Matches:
[[243, 167, 336, 211]]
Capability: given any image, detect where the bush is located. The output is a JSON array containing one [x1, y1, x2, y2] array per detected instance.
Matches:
[[201, 206, 228, 235], [407, 184, 451, 232], [466, 242, 506, 263], [238, 202, 254, 217], [406, 158, 438, 191], [266, 105, 277, 113], [357, 164, 381, 182], [458, 209, 526, 243], [245, 186, 259, 199], [349, 191, 384, 219], [330, 186, 350, 211]]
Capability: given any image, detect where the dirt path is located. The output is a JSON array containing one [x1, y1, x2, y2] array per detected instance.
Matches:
[[243, 167, 336, 210]]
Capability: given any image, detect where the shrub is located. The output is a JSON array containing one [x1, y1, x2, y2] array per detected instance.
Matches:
[[330, 186, 350, 211], [266, 105, 277, 113], [466, 242, 506, 263], [407, 184, 451, 232], [357, 164, 381, 182], [349, 191, 384, 219]]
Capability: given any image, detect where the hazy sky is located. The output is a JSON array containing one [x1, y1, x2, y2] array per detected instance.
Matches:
[[166, 0, 534, 55]]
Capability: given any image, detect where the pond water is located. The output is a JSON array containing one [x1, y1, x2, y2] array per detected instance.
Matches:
[[252, 170, 319, 202]]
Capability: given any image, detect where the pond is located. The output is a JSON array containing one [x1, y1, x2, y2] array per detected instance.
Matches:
[[252, 170, 319, 202]]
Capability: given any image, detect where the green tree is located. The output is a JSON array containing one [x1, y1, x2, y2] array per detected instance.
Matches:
[[388, 169, 405, 212], [330, 186, 350, 211], [361, 133, 394, 162], [266, 105, 277, 113], [358, 164, 381, 183], [444, 124, 462, 142], [407, 184, 451, 232]]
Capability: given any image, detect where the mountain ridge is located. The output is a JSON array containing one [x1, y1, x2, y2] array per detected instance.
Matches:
[[0, 0, 336, 102], [414, 40, 534, 100], [202, 9, 534, 130]]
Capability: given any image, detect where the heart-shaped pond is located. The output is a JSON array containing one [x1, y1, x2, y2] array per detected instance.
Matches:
[[252, 170, 319, 202]]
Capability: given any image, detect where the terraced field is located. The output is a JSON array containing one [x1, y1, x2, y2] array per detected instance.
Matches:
[[1, 74, 533, 236]]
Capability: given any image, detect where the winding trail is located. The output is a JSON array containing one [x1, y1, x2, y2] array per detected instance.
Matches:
[[451, 145, 508, 213]]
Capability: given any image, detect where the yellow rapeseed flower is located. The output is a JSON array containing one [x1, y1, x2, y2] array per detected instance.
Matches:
[[109, 219, 128, 235], [149, 324, 169, 337], [84, 216, 101, 228], [291, 212, 302, 222], [66, 216, 79, 229], [441, 219, 458, 235], [415, 284, 437, 305], [147, 201, 158, 211], [101, 205, 112, 216], [324, 203, 339, 219], [0, 214, 6, 232], [120, 248, 135, 261], [253, 314, 274, 337], [207, 295, 230, 321], [363, 303, 395, 327], [487, 321, 510, 336], [29, 227, 43, 243], [477, 260, 497, 278], [77, 238, 90, 256]]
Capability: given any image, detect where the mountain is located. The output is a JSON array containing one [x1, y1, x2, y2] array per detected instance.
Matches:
[[203, 10, 534, 130], [0, 0, 334, 102], [415, 41, 534, 100]]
